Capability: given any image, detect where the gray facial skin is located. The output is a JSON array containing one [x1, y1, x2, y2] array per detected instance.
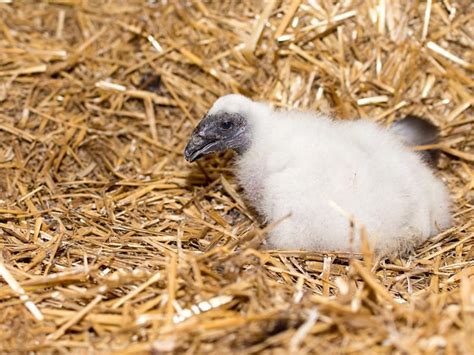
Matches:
[[184, 112, 250, 162]]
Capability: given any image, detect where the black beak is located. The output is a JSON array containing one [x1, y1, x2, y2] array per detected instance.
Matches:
[[184, 136, 219, 162]]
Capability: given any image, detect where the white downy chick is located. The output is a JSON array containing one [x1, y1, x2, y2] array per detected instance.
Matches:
[[184, 94, 452, 254]]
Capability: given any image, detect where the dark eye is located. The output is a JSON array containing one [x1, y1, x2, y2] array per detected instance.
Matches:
[[220, 121, 233, 130]]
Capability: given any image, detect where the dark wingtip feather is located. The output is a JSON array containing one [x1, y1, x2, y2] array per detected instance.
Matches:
[[390, 115, 441, 167]]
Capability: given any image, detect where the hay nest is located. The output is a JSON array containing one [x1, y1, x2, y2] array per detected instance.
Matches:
[[0, 0, 473, 353]]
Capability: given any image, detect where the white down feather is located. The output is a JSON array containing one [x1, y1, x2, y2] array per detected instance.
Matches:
[[208, 95, 452, 254]]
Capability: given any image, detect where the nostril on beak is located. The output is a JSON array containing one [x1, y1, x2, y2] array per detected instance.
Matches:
[[193, 135, 204, 145]]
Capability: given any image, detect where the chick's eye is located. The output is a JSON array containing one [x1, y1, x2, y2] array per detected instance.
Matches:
[[220, 121, 233, 130]]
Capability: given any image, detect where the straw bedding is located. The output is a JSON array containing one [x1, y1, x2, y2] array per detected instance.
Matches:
[[0, 0, 473, 353]]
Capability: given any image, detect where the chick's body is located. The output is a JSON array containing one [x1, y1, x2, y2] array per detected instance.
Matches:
[[235, 103, 451, 253]]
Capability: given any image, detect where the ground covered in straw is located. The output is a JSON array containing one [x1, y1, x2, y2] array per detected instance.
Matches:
[[0, 0, 473, 353]]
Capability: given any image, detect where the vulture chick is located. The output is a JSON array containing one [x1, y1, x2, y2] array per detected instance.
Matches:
[[184, 95, 452, 254]]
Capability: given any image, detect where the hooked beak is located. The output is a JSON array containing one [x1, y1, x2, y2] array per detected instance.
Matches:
[[184, 136, 220, 162]]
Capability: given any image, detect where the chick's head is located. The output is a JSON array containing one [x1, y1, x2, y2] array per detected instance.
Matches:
[[184, 95, 253, 162]]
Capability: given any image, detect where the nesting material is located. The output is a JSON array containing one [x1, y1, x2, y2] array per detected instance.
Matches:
[[0, 1, 473, 353]]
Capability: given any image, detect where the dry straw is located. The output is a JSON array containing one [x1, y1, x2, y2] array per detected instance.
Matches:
[[0, 0, 473, 353]]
